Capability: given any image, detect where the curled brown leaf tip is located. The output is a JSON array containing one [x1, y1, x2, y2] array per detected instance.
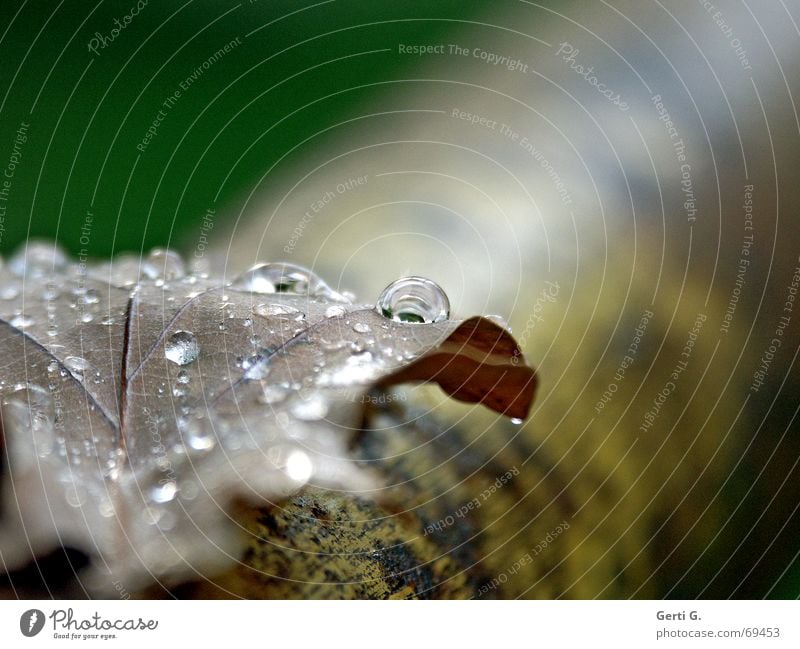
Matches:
[[376, 316, 537, 420]]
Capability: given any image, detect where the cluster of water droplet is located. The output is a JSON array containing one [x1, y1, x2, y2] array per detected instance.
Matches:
[[0, 241, 458, 557]]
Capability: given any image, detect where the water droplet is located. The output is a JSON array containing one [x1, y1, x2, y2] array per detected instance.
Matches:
[[176, 369, 190, 384], [65, 485, 87, 508], [98, 498, 116, 518], [353, 322, 371, 334], [150, 481, 178, 503], [47, 361, 59, 373], [253, 303, 305, 321], [41, 284, 60, 301], [79, 312, 93, 323], [290, 393, 329, 421], [2, 384, 55, 456], [100, 314, 115, 326], [510, 417, 523, 425], [142, 248, 185, 281], [231, 262, 348, 301], [243, 355, 270, 380], [285, 449, 313, 483], [179, 480, 198, 501], [182, 417, 216, 451], [8, 240, 68, 277], [240, 353, 259, 371], [0, 284, 20, 300], [165, 330, 199, 365], [325, 305, 346, 318], [376, 276, 450, 323], [259, 384, 288, 404], [79, 288, 100, 305], [64, 356, 91, 377], [10, 313, 34, 328]]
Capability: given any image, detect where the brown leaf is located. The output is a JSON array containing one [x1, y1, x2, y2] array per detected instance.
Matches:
[[0, 244, 535, 591], [376, 316, 536, 419]]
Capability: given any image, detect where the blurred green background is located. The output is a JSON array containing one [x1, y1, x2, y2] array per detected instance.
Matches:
[[0, 0, 489, 257]]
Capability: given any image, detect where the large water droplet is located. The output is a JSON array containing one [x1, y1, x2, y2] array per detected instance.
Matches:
[[10, 313, 34, 328], [2, 383, 55, 457], [376, 276, 450, 323], [231, 262, 348, 301], [142, 248, 185, 281], [253, 303, 305, 321], [64, 355, 91, 378], [165, 330, 199, 365], [8, 240, 68, 277]]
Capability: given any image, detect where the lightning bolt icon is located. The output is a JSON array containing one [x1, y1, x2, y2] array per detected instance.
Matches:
[[28, 611, 38, 632]]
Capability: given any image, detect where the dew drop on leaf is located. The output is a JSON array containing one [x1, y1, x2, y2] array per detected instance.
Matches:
[[259, 384, 288, 404], [79, 288, 100, 305], [289, 393, 329, 421], [325, 305, 346, 318], [64, 355, 91, 377], [65, 484, 87, 508], [142, 248, 186, 281], [10, 313, 34, 328], [8, 240, 68, 277], [165, 330, 199, 366], [231, 262, 349, 301], [243, 358, 270, 381], [232, 262, 312, 294], [182, 417, 216, 452], [376, 276, 450, 324], [0, 284, 20, 300], [98, 498, 116, 518], [253, 303, 305, 321], [150, 481, 178, 503], [2, 383, 55, 457]]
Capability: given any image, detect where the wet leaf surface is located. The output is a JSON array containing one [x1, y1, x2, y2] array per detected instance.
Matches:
[[0, 243, 535, 591]]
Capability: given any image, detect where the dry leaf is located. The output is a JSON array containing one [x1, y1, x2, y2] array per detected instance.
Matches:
[[0, 243, 535, 592]]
